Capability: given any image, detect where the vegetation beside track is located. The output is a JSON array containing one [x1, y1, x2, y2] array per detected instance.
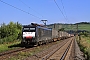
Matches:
[[0, 21, 22, 44], [0, 40, 21, 53], [76, 34, 90, 60]]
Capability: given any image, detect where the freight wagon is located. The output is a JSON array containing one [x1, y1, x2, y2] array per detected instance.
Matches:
[[21, 23, 72, 46]]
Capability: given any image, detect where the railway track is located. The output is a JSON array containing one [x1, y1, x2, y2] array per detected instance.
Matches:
[[0, 46, 36, 60], [64, 37, 75, 60], [25, 37, 74, 60], [60, 40, 72, 60], [40, 37, 73, 60], [0, 48, 26, 56]]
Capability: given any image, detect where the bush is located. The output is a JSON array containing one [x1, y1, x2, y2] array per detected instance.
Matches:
[[0, 39, 3, 44], [0, 34, 18, 44], [0, 21, 22, 44], [86, 48, 90, 59], [79, 32, 89, 37]]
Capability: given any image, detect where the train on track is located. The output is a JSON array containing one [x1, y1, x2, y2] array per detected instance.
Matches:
[[21, 23, 73, 46]]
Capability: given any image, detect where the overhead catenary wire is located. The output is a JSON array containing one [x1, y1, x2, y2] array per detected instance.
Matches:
[[61, 0, 69, 28], [19, 0, 43, 18], [0, 0, 41, 19], [61, 0, 68, 21], [54, 0, 67, 21]]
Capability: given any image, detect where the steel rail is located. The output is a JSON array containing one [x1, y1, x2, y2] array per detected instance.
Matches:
[[41, 38, 72, 60], [0, 48, 26, 56], [60, 40, 72, 60]]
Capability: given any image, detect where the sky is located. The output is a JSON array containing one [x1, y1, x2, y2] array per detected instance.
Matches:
[[0, 0, 90, 25]]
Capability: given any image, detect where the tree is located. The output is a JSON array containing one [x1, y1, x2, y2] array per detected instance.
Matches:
[[58, 28, 65, 31], [0, 21, 22, 44]]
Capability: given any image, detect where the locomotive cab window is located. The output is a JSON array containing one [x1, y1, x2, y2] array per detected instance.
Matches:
[[30, 28, 35, 32], [23, 27, 35, 32], [23, 28, 29, 32]]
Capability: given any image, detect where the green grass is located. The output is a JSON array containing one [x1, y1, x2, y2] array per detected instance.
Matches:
[[83, 37, 90, 43], [86, 40, 90, 43], [79, 35, 90, 59], [78, 24, 90, 31], [47, 24, 90, 31], [65, 24, 90, 31], [6, 46, 49, 60], [0, 40, 21, 53]]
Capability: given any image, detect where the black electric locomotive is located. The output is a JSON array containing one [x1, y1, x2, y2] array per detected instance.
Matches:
[[21, 23, 52, 46]]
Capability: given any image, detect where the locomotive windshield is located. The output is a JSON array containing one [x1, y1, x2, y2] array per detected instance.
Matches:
[[30, 28, 35, 32], [23, 27, 35, 32]]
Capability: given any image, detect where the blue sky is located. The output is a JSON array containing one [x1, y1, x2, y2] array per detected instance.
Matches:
[[0, 0, 90, 25]]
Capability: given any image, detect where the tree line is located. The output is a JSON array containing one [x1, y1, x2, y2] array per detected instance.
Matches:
[[0, 21, 22, 44], [76, 22, 90, 24]]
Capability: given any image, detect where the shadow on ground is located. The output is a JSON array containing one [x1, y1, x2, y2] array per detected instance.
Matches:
[[8, 43, 35, 48], [8, 43, 24, 48]]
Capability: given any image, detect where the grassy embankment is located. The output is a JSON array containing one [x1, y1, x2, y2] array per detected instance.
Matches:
[[76, 35, 90, 60], [0, 40, 21, 53]]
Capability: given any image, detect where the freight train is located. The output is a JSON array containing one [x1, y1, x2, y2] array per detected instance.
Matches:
[[21, 23, 73, 46]]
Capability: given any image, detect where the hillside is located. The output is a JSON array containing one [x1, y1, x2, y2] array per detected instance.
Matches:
[[47, 23, 90, 31]]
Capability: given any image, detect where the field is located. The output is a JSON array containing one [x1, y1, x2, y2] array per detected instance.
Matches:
[[65, 24, 90, 31], [47, 23, 90, 31]]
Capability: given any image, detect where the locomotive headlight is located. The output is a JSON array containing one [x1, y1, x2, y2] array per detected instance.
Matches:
[[23, 32, 26, 35]]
